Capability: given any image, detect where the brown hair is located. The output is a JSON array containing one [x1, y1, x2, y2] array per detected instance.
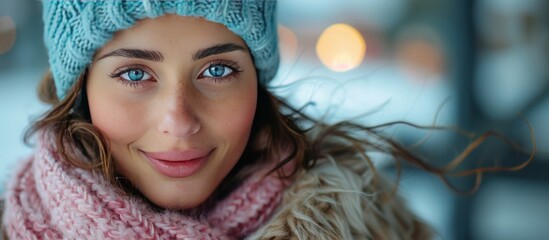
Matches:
[[26, 71, 113, 180], [26, 69, 535, 198]]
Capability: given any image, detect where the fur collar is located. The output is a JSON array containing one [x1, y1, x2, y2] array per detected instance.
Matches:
[[250, 155, 433, 239]]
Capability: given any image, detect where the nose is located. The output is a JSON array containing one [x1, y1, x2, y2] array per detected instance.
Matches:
[[157, 92, 201, 139]]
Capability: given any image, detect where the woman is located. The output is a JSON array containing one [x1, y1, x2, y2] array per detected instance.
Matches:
[[1, 1, 458, 239]]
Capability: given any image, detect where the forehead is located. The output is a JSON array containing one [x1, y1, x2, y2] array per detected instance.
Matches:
[[96, 15, 248, 56]]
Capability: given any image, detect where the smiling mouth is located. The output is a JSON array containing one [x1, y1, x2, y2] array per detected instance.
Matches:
[[140, 149, 212, 178]]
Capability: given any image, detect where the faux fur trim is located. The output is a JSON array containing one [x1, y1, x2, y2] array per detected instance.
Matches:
[[248, 155, 433, 240]]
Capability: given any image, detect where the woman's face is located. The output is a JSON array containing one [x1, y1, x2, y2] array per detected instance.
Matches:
[[86, 15, 258, 209]]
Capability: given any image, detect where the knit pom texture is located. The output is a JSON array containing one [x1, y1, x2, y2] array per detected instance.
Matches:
[[42, 0, 279, 99]]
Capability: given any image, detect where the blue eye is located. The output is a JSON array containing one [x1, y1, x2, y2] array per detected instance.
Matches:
[[202, 64, 233, 78], [120, 69, 151, 81]]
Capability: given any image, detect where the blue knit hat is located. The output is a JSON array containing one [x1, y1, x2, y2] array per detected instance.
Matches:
[[42, 0, 279, 99]]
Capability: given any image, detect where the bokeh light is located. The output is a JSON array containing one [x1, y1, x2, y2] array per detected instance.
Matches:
[[0, 16, 17, 55], [278, 25, 299, 63], [394, 26, 445, 83], [396, 39, 444, 76], [316, 23, 366, 72]]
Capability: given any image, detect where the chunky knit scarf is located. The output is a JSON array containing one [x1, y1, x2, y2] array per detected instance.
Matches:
[[2, 143, 284, 239]]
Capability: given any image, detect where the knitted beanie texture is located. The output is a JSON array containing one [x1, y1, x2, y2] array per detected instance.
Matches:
[[42, 0, 279, 99], [2, 138, 285, 239]]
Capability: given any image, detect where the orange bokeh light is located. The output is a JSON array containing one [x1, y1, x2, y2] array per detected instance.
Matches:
[[278, 25, 299, 63], [316, 23, 366, 72], [0, 16, 16, 55]]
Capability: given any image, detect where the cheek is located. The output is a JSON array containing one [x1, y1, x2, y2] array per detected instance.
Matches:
[[217, 87, 257, 145], [87, 86, 145, 144]]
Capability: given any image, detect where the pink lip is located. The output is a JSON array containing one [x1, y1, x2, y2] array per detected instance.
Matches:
[[141, 149, 211, 178]]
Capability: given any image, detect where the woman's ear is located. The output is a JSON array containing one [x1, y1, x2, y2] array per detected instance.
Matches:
[[250, 126, 271, 152]]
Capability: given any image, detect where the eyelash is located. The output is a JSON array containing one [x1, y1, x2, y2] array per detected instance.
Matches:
[[199, 60, 243, 82], [109, 60, 243, 88], [109, 64, 152, 88]]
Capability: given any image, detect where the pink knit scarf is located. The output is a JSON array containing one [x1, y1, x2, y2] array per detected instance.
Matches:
[[3, 143, 284, 239]]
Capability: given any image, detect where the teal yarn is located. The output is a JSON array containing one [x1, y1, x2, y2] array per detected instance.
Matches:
[[42, 0, 279, 99]]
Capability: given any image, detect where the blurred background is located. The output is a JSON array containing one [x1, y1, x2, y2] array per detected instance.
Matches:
[[1, 0, 548, 239]]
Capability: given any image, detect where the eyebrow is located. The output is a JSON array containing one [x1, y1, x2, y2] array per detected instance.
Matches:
[[192, 43, 247, 61], [95, 43, 247, 62], [95, 48, 164, 62]]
